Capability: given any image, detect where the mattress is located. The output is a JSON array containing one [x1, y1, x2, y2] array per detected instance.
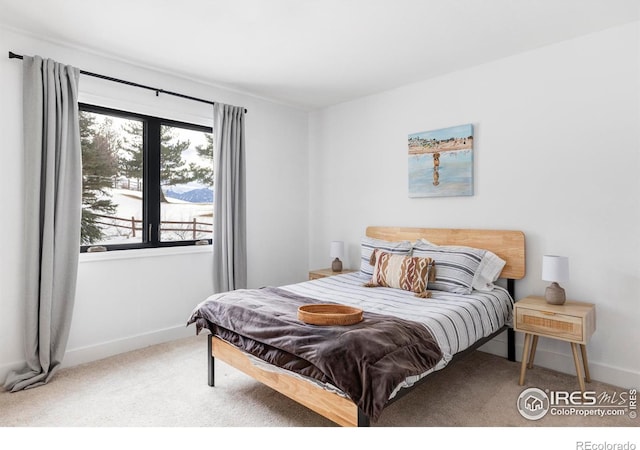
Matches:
[[264, 271, 514, 397]]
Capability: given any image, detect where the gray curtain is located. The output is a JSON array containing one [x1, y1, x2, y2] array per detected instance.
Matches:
[[212, 103, 247, 292], [4, 56, 82, 392]]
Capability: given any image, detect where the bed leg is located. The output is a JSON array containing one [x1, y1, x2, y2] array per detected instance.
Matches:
[[357, 409, 370, 427], [507, 279, 516, 362], [508, 328, 516, 362], [208, 334, 215, 387]]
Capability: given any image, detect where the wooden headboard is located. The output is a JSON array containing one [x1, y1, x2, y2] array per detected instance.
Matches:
[[366, 226, 526, 280]]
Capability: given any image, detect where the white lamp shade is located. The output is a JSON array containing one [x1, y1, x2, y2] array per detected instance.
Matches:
[[330, 241, 344, 259], [542, 255, 569, 283]]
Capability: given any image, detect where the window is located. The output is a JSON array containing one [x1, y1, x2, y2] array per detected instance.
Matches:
[[80, 104, 213, 252]]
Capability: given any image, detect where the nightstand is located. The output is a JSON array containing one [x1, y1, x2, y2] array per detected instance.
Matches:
[[308, 268, 356, 280], [514, 295, 596, 392]]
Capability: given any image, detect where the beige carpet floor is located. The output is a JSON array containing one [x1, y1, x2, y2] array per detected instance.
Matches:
[[0, 335, 637, 429]]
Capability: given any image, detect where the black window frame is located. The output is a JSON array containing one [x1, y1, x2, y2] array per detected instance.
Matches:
[[79, 103, 213, 253]]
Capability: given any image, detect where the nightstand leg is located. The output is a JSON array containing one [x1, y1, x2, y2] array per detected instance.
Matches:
[[527, 335, 538, 369], [580, 344, 591, 383], [571, 343, 586, 392], [519, 333, 532, 386]]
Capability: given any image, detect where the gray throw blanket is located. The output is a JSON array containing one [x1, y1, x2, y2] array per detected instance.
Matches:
[[187, 287, 443, 422]]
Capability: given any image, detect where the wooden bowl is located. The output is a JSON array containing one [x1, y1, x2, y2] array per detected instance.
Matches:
[[298, 304, 363, 326]]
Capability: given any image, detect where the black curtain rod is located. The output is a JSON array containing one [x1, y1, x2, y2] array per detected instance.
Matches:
[[8, 51, 247, 113]]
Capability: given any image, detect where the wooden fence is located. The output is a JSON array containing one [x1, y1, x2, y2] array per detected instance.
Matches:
[[113, 177, 142, 191], [93, 214, 212, 240]]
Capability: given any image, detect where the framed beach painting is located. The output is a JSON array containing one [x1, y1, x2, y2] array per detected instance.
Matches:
[[408, 124, 474, 198]]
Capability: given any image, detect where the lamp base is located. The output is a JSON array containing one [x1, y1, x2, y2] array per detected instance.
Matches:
[[331, 258, 343, 273], [545, 282, 566, 305]]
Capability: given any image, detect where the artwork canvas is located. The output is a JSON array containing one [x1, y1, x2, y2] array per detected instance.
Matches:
[[408, 124, 474, 198]]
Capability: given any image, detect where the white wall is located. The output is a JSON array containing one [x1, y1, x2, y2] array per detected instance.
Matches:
[[0, 26, 309, 379], [309, 22, 640, 388]]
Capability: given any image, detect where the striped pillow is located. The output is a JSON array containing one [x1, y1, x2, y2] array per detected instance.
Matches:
[[412, 239, 485, 294], [360, 237, 413, 278], [364, 249, 434, 298]]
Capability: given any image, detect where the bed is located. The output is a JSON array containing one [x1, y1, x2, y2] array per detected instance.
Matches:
[[187, 226, 526, 426]]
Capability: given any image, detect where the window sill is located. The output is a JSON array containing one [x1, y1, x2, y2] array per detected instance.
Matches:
[[79, 244, 212, 263]]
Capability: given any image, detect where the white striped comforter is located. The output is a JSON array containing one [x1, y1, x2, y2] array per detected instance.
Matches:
[[281, 271, 514, 372]]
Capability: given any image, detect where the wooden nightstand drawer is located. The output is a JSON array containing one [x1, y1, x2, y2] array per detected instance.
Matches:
[[516, 308, 583, 342], [513, 296, 595, 345]]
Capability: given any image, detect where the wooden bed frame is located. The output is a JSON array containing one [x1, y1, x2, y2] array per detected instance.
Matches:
[[206, 227, 526, 427]]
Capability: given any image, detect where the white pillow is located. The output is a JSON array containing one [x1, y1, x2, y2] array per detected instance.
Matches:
[[473, 251, 506, 292]]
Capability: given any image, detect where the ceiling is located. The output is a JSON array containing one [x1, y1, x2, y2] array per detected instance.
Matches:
[[1, 0, 638, 110]]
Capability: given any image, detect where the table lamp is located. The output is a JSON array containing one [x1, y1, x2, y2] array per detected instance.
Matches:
[[330, 241, 344, 272], [542, 255, 569, 305]]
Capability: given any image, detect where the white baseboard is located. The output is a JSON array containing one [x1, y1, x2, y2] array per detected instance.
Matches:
[[0, 325, 194, 382], [479, 333, 640, 389], [62, 325, 194, 369]]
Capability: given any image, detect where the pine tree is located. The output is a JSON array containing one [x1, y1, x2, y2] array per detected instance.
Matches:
[[80, 112, 119, 244], [190, 132, 214, 186], [160, 126, 192, 188], [119, 120, 143, 190]]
